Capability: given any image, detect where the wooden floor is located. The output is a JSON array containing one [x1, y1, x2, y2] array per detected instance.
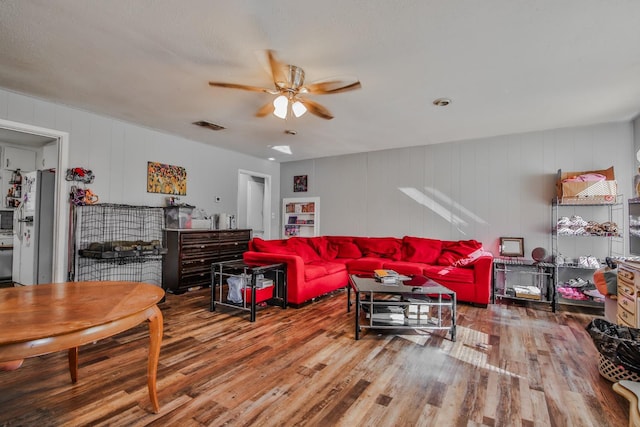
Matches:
[[0, 288, 631, 426]]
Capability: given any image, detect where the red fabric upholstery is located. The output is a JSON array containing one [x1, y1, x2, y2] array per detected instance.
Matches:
[[244, 236, 492, 306], [346, 257, 386, 273], [286, 237, 323, 263], [355, 237, 402, 261], [251, 237, 292, 254], [382, 260, 426, 276], [333, 240, 362, 258], [401, 236, 442, 264], [308, 236, 339, 260], [437, 240, 483, 266]]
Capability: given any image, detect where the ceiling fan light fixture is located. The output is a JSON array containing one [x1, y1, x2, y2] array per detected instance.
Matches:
[[273, 95, 288, 119], [433, 98, 452, 107], [292, 101, 307, 117]]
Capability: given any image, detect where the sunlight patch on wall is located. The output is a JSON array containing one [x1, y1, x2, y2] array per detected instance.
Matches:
[[424, 187, 487, 225], [399, 187, 488, 230], [399, 187, 468, 227]]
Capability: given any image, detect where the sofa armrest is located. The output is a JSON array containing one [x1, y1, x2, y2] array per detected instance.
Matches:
[[469, 255, 493, 304], [243, 251, 306, 289]]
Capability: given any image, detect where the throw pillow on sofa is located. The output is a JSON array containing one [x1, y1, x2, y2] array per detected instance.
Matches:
[[355, 237, 402, 261], [308, 236, 339, 260], [326, 237, 363, 259], [437, 240, 483, 266], [286, 238, 323, 263], [252, 237, 293, 255], [401, 236, 442, 264]]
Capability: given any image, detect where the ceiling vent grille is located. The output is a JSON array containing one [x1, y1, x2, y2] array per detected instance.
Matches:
[[193, 120, 226, 131]]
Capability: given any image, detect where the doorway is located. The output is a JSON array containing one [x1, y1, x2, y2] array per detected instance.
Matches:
[[0, 118, 69, 284], [237, 170, 271, 239]]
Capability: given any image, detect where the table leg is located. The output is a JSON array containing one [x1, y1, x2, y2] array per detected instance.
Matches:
[[68, 347, 79, 383], [147, 305, 163, 413], [347, 283, 351, 313], [210, 265, 217, 312], [355, 291, 361, 340], [451, 293, 457, 342], [250, 276, 257, 322]]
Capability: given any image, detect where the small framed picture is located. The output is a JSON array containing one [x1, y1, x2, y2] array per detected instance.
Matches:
[[293, 175, 307, 192], [499, 237, 524, 257]]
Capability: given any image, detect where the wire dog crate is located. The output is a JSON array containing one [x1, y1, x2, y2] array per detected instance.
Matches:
[[72, 204, 166, 286]]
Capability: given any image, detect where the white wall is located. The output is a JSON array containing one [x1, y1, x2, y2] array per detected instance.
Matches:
[[0, 88, 281, 277], [281, 122, 635, 256]]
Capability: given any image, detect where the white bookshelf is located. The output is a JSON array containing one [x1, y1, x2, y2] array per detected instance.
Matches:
[[282, 197, 320, 239]]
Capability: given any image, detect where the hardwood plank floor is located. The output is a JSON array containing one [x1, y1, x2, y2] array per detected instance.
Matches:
[[0, 288, 631, 426]]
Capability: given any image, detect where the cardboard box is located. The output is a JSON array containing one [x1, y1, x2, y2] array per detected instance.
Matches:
[[556, 167, 617, 202]]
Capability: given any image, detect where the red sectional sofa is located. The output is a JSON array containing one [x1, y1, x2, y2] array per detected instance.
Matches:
[[243, 235, 493, 307]]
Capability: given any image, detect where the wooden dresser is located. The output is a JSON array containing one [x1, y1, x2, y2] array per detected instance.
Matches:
[[162, 229, 251, 293], [617, 261, 640, 327]]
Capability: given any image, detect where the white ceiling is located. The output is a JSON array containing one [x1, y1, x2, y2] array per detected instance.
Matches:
[[1, 1, 639, 162]]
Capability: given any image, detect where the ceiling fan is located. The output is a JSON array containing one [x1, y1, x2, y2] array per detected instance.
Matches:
[[209, 50, 361, 120]]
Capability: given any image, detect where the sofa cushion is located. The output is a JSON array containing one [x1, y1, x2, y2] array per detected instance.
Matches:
[[401, 236, 442, 264], [355, 237, 402, 261], [452, 249, 493, 267], [308, 236, 339, 260], [437, 240, 483, 266], [382, 260, 427, 276], [422, 265, 475, 284], [347, 257, 386, 272], [304, 263, 329, 281], [330, 238, 363, 258], [319, 261, 347, 275], [286, 238, 323, 264], [251, 237, 293, 255]]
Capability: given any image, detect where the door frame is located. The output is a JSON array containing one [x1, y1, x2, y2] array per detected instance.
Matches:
[[237, 169, 271, 239], [0, 118, 69, 283]]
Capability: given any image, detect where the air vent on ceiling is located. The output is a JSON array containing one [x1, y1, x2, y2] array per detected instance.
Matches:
[[193, 120, 226, 131]]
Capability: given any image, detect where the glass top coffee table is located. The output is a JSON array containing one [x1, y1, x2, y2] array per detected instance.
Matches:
[[348, 274, 456, 341]]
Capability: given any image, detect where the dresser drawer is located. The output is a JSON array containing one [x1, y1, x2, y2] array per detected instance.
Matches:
[[618, 292, 637, 316], [619, 267, 635, 282], [618, 305, 637, 328], [618, 310, 636, 328], [618, 278, 636, 299], [218, 230, 251, 242]]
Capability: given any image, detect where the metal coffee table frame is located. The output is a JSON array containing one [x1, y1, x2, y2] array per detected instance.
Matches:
[[211, 260, 287, 322], [348, 274, 456, 341]]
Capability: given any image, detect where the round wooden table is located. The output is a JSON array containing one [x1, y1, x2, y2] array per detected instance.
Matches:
[[0, 281, 164, 413]]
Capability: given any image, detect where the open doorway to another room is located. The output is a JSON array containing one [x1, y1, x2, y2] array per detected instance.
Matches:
[[0, 119, 69, 286], [237, 170, 272, 239]]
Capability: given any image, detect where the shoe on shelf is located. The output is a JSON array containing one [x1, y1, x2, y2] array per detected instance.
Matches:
[[587, 256, 600, 268], [578, 256, 590, 268]]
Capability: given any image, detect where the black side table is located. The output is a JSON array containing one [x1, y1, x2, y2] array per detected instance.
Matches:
[[210, 260, 287, 322]]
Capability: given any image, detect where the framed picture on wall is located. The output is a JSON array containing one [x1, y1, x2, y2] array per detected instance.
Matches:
[[294, 175, 308, 192], [499, 237, 524, 257]]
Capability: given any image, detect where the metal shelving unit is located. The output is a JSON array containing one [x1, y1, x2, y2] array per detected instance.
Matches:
[[492, 258, 556, 311], [551, 196, 624, 311]]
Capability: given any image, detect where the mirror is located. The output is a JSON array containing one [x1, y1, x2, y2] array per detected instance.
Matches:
[[499, 237, 524, 257]]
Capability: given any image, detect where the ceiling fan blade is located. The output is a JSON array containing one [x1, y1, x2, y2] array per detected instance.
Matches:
[[304, 79, 361, 95], [255, 101, 274, 117], [300, 99, 334, 120], [267, 50, 287, 89], [209, 81, 276, 94]]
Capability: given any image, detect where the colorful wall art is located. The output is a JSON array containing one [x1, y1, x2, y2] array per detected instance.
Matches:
[[147, 161, 187, 195]]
